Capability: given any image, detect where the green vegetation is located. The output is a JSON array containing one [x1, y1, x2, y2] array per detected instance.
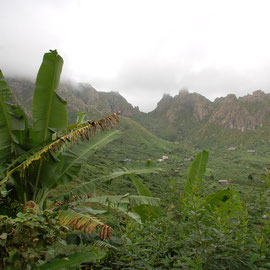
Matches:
[[0, 51, 161, 269], [0, 51, 269, 269], [97, 152, 270, 269]]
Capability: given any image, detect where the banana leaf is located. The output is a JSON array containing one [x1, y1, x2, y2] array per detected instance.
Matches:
[[56, 165, 162, 203], [184, 150, 209, 196], [83, 193, 160, 223], [0, 70, 27, 160], [56, 129, 122, 184], [128, 174, 162, 222], [91, 166, 163, 184], [31, 50, 67, 145], [39, 250, 106, 270]]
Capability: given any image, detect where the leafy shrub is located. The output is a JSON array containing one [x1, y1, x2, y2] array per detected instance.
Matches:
[[99, 151, 270, 269], [0, 210, 66, 269]]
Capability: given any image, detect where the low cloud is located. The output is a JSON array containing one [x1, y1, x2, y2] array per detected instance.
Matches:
[[91, 61, 270, 112], [1, 0, 270, 112]]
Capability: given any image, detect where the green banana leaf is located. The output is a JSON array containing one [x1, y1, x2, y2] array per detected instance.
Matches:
[[39, 249, 106, 270], [128, 174, 162, 222], [38, 129, 122, 188], [58, 165, 162, 201], [83, 194, 160, 223], [0, 70, 27, 160], [9, 105, 28, 145], [129, 174, 152, 197], [31, 50, 67, 145], [86, 194, 160, 208], [1, 127, 121, 200], [184, 150, 209, 196], [91, 166, 163, 184]]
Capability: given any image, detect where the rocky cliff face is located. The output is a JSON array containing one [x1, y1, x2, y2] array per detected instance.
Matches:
[[131, 89, 270, 143], [209, 91, 270, 131], [148, 89, 270, 132], [209, 94, 257, 131], [150, 90, 212, 124]]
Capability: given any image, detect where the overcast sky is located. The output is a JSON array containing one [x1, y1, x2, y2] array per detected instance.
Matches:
[[1, 0, 270, 112]]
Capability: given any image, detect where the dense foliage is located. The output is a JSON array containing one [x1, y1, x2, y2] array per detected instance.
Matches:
[[0, 51, 161, 269], [98, 174, 270, 269], [0, 51, 269, 269], [0, 209, 67, 269], [96, 151, 270, 269]]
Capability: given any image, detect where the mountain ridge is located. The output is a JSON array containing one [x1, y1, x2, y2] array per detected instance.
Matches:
[[6, 77, 270, 145]]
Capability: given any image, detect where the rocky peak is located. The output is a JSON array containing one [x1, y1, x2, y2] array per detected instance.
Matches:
[[253, 90, 265, 96], [173, 91, 212, 121], [151, 90, 213, 123], [240, 90, 270, 104], [153, 94, 173, 113], [178, 88, 189, 96]]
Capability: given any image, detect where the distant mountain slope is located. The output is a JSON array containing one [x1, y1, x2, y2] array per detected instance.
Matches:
[[6, 77, 270, 146], [61, 82, 139, 122], [6, 78, 171, 157], [6, 78, 139, 123], [117, 116, 170, 151], [132, 90, 212, 141], [132, 89, 270, 145]]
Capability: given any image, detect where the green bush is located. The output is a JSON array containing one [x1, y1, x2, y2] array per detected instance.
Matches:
[[0, 210, 66, 269], [98, 151, 270, 269]]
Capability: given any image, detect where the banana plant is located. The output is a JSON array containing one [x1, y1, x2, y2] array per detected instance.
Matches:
[[0, 50, 162, 244], [0, 50, 121, 207], [55, 165, 163, 225], [184, 150, 245, 221]]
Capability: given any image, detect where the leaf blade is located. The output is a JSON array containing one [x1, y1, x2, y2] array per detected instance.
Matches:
[[184, 150, 209, 196], [0, 70, 27, 160], [58, 129, 122, 183], [31, 50, 67, 145]]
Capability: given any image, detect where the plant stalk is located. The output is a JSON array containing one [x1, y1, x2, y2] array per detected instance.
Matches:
[[33, 160, 42, 201]]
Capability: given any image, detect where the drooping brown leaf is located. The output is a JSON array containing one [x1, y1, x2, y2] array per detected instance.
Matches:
[[58, 209, 113, 240], [0, 112, 120, 185]]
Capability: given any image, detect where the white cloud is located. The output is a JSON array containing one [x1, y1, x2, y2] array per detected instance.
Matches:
[[1, 0, 270, 111]]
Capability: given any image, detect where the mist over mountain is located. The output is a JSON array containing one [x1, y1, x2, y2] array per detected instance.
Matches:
[[7, 77, 270, 146], [6, 78, 139, 123]]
